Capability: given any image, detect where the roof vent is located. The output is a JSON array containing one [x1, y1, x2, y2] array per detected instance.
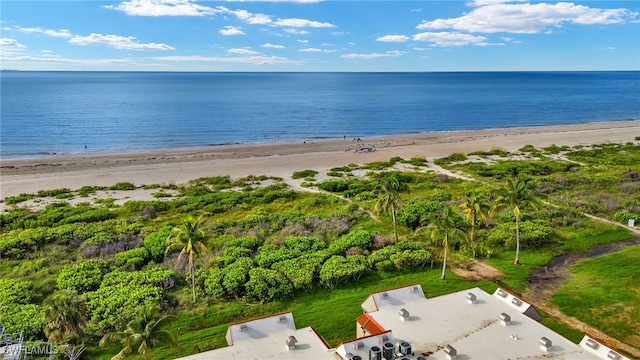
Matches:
[[379, 334, 389, 343], [585, 338, 599, 350], [607, 350, 621, 360], [497, 289, 507, 298], [352, 356, 362, 360], [370, 345, 382, 360], [379, 292, 389, 300], [499, 313, 511, 326], [398, 308, 410, 321], [278, 315, 287, 323], [286, 335, 297, 350], [539, 337, 552, 352], [416, 357, 427, 360], [444, 344, 457, 360], [353, 341, 364, 350], [511, 298, 523, 307], [239, 324, 248, 332], [410, 285, 420, 293], [344, 353, 354, 360], [466, 292, 477, 304]]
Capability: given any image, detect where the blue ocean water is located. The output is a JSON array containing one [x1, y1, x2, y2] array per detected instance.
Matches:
[[1, 71, 638, 158]]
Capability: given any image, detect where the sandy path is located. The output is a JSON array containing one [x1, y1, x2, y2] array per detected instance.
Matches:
[[1, 120, 638, 199]]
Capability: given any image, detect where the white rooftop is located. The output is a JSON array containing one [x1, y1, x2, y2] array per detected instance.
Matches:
[[174, 312, 334, 360], [173, 286, 628, 360], [360, 285, 629, 360]]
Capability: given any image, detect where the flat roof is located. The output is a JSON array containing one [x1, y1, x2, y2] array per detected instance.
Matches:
[[175, 313, 334, 360], [362, 286, 625, 360]]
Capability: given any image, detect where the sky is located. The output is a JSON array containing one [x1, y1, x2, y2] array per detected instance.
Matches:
[[1, 0, 639, 71]]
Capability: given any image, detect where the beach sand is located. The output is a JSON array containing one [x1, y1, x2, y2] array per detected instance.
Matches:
[[1, 120, 638, 205]]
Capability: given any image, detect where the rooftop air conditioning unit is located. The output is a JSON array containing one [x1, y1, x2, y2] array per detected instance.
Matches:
[[499, 313, 511, 326], [382, 342, 394, 360], [278, 315, 287, 323], [378, 334, 389, 343], [410, 286, 420, 293], [511, 298, 523, 307], [416, 357, 427, 360], [379, 293, 388, 300], [369, 345, 382, 360], [352, 356, 362, 360], [539, 337, 552, 352], [444, 344, 457, 360], [398, 309, 410, 321], [585, 338, 599, 350], [344, 353, 354, 360], [286, 335, 297, 351], [466, 292, 477, 304], [398, 341, 412, 356], [607, 350, 621, 360], [239, 324, 248, 332], [497, 289, 507, 298], [353, 341, 364, 350]]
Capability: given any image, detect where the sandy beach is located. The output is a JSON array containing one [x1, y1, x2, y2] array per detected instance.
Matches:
[[1, 120, 638, 203]]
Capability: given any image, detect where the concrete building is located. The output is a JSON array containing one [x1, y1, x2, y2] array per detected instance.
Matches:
[[175, 285, 629, 360]]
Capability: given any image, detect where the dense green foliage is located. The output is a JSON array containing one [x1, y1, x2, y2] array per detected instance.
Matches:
[[0, 146, 638, 358]]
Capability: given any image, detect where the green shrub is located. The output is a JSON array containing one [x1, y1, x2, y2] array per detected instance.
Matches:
[[292, 170, 318, 179], [4, 193, 35, 205], [245, 267, 293, 302], [613, 211, 639, 223], [37, 188, 72, 198], [57, 260, 110, 293], [434, 153, 467, 165], [78, 185, 105, 197], [317, 180, 350, 193], [0, 304, 44, 340], [143, 226, 173, 262], [114, 247, 151, 269], [486, 220, 554, 249], [328, 230, 374, 255], [108, 182, 136, 191], [319, 255, 368, 289]]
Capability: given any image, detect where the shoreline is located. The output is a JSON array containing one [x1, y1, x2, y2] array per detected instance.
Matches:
[[1, 120, 639, 200]]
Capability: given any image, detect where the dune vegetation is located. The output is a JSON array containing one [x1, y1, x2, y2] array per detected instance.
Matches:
[[1, 141, 638, 359]]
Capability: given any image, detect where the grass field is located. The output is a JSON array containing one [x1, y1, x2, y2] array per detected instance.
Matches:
[[551, 245, 640, 350]]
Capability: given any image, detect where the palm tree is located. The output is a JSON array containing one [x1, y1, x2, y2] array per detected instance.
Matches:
[[428, 207, 466, 280], [460, 190, 489, 258], [492, 174, 543, 265], [99, 304, 181, 360], [374, 173, 408, 242], [42, 289, 87, 343], [165, 216, 213, 301]]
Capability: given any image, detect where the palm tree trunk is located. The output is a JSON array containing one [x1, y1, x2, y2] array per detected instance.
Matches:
[[514, 214, 521, 265], [392, 208, 398, 243], [471, 212, 477, 258], [441, 235, 448, 280], [190, 258, 196, 301]]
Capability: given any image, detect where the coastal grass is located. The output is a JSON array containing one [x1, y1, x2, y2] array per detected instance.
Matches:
[[551, 246, 640, 349]]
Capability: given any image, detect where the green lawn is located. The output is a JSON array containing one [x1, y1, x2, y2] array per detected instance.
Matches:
[[551, 245, 640, 350]]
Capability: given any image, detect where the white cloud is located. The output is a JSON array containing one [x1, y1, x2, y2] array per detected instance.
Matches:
[[69, 33, 175, 50], [413, 32, 488, 46], [284, 28, 309, 35], [341, 50, 406, 59], [228, 48, 260, 55], [219, 26, 245, 35], [377, 35, 409, 43], [105, 0, 219, 16], [0, 38, 26, 49], [417, 1, 637, 34], [299, 48, 335, 53], [16, 26, 72, 38], [262, 43, 284, 49], [273, 18, 335, 28], [297, 39, 309, 43], [225, 8, 272, 24]]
